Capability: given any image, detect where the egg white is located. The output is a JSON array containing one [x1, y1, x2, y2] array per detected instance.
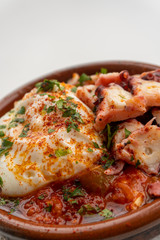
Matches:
[[0, 83, 104, 196]]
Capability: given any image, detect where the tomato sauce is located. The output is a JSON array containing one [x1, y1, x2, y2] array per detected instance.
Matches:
[[0, 165, 157, 225]]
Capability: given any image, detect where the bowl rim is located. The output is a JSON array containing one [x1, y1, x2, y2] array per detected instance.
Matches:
[[0, 60, 160, 240]]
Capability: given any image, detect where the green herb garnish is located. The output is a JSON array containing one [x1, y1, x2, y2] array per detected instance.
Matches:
[[135, 159, 141, 168], [48, 129, 55, 133], [125, 140, 131, 145], [0, 198, 6, 205], [9, 208, 15, 214], [88, 148, 93, 152], [45, 204, 52, 212], [8, 122, 18, 129], [100, 155, 114, 170], [38, 195, 45, 200], [62, 186, 84, 202], [0, 139, 13, 157], [0, 131, 5, 138], [99, 208, 113, 219], [0, 177, 3, 187], [46, 106, 56, 114], [130, 155, 134, 161], [0, 125, 6, 129], [36, 79, 64, 93], [71, 87, 77, 93], [105, 124, 118, 149], [125, 128, 131, 138], [19, 124, 30, 138], [5, 151, 9, 156], [78, 73, 91, 86], [11, 118, 25, 123], [55, 148, 72, 157], [92, 142, 100, 149], [78, 204, 100, 215], [100, 68, 108, 74], [17, 106, 26, 115], [65, 119, 80, 133]]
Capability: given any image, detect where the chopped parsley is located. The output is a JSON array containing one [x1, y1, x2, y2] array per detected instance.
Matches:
[[0, 138, 13, 157], [19, 124, 30, 138], [92, 142, 100, 149], [125, 128, 131, 138], [48, 94, 55, 99], [105, 124, 118, 149], [45, 204, 52, 212], [9, 208, 15, 214], [16, 106, 26, 115], [0, 198, 20, 214], [135, 159, 141, 168], [130, 155, 134, 161], [66, 96, 74, 100], [13, 199, 20, 206], [65, 119, 80, 133], [0, 131, 5, 138], [11, 118, 25, 123], [78, 73, 91, 86], [38, 194, 45, 200], [100, 155, 114, 170], [0, 125, 6, 129], [119, 95, 126, 99], [101, 68, 108, 74], [71, 87, 77, 93], [8, 122, 18, 129], [78, 204, 100, 215], [0, 176, 3, 187], [46, 106, 56, 114], [48, 129, 55, 133], [56, 99, 64, 109], [62, 186, 84, 202], [0, 198, 6, 205], [9, 118, 25, 128], [125, 140, 131, 145], [88, 148, 93, 152], [99, 208, 113, 219], [5, 151, 9, 156], [55, 148, 72, 157], [36, 79, 64, 93], [49, 154, 53, 157], [55, 97, 84, 133]]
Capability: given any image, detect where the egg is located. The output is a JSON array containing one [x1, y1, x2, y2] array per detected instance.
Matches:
[[0, 81, 104, 197]]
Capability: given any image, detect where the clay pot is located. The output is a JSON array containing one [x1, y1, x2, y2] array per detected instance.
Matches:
[[0, 61, 160, 240]]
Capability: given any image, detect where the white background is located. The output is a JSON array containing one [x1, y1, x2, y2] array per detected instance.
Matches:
[[0, 0, 160, 100]]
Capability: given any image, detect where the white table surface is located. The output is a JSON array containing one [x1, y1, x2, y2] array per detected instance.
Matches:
[[0, 1, 160, 239]]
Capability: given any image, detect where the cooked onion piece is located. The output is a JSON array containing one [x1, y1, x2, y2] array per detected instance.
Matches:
[[79, 167, 114, 196]]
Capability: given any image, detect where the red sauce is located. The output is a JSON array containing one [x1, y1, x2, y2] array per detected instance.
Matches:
[[0, 166, 157, 225]]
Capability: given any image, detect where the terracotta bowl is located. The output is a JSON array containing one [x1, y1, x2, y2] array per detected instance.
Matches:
[[0, 61, 160, 240]]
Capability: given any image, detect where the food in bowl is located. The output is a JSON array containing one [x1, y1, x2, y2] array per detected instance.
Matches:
[[0, 68, 160, 225]]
